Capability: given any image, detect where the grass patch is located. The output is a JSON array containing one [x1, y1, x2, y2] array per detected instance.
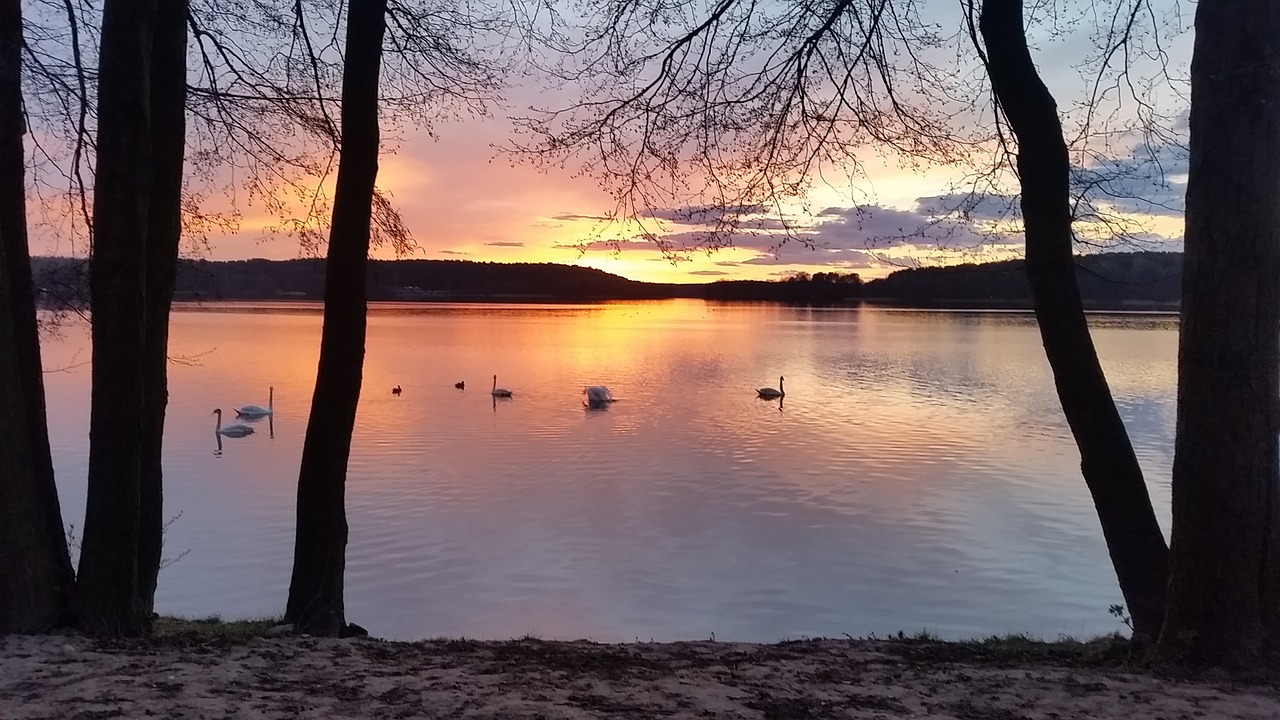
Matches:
[[143, 617, 1134, 670], [879, 632, 1135, 668], [153, 615, 281, 642]]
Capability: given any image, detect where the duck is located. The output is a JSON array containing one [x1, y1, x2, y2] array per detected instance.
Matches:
[[491, 375, 513, 398], [756, 376, 785, 399], [214, 409, 255, 437], [392, 385, 402, 396], [584, 386, 615, 408], [235, 387, 273, 418], [455, 381, 465, 390]]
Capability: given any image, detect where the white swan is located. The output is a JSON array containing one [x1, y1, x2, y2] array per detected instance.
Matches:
[[757, 376, 785, 399], [214, 409, 256, 437], [584, 386, 615, 408], [236, 387, 273, 418], [491, 375, 513, 398]]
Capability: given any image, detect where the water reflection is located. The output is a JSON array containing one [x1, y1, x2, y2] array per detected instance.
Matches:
[[40, 302, 1179, 642], [237, 412, 275, 440]]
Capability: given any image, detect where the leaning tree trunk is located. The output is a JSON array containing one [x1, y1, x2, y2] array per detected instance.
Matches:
[[978, 0, 1170, 638], [0, 0, 74, 634], [284, 0, 388, 637], [136, 0, 189, 616], [74, 0, 156, 637], [1161, 0, 1280, 665]]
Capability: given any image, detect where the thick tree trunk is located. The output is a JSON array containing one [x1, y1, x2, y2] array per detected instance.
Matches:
[[284, 0, 387, 637], [74, 0, 156, 637], [978, 0, 1170, 638], [0, 0, 74, 627], [0, 246, 52, 632], [136, 0, 189, 616], [0, 0, 74, 634], [1161, 0, 1280, 665]]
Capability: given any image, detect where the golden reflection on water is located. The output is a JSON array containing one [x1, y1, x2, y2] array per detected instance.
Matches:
[[40, 302, 1179, 642]]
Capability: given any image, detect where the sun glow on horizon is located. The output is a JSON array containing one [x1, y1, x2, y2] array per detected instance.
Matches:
[[26, 116, 1186, 285]]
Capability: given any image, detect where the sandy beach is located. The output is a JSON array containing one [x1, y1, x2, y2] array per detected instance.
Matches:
[[2, 630, 1279, 719]]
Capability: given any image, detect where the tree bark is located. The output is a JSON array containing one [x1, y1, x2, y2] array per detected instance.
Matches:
[[284, 0, 387, 637], [0, 0, 75, 634], [136, 0, 189, 616], [74, 0, 156, 637], [978, 0, 1170, 638], [0, 241, 51, 633], [1161, 0, 1280, 665]]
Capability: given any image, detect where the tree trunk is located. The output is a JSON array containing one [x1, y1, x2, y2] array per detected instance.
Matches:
[[74, 0, 156, 637], [978, 0, 1170, 638], [284, 0, 387, 637], [1161, 0, 1280, 665], [0, 0, 75, 634], [0, 244, 53, 633], [136, 0, 189, 616]]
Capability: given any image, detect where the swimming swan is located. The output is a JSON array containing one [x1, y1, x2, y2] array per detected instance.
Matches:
[[491, 375, 513, 398], [756, 376, 785, 399], [236, 387, 273, 418], [214, 409, 256, 437]]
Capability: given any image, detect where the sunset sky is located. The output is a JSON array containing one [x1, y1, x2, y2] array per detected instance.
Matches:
[[27, 1, 1194, 285]]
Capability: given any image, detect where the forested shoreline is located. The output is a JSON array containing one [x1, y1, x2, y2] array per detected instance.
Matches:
[[30, 251, 1181, 308]]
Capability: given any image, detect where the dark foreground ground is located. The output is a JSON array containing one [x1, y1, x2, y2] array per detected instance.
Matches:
[[2, 626, 1279, 719]]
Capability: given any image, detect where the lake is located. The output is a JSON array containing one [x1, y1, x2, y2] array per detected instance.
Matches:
[[41, 301, 1178, 642]]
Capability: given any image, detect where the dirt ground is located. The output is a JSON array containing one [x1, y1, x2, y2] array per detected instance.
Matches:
[[2, 632, 1279, 719]]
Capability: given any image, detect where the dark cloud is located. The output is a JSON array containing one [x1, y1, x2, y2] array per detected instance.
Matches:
[[547, 203, 1020, 270], [811, 205, 1010, 251], [654, 230, 799, 252], [550, 213, 610, 222], [551, 189, 1183, 274], [1073, 142, 1189, 217], [554, 232, 800, 254], [740, 248, 879, 269], [553, 239, 652, 251], [736, 217, 793, 231], [1097, 232, 1184, 252], [439, 250, 468, 256], [913, 193, 1018, 221], [915, 143, 1190, 225], [484, 241, 525, 247], [688, 270, 730, 276], [644, 204, 769, 225]]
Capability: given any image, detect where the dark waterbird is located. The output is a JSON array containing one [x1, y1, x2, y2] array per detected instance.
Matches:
[[756, 376, 784, 399]]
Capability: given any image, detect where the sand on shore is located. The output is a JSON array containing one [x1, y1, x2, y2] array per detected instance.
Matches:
[[2, 633, 1279, 719]]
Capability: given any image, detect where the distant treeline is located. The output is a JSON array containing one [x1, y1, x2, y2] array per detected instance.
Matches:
[[31, 251, 1182, 308], [31, 257, 692, 303], [700, 271, 866, 302], [862, 251, 1182, 308]]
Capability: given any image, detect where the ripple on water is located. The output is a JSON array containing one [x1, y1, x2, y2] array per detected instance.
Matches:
[[40, 303, 1174, 641]]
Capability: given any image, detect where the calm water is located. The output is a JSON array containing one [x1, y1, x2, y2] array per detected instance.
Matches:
[[41, 301, 1178, 642]]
